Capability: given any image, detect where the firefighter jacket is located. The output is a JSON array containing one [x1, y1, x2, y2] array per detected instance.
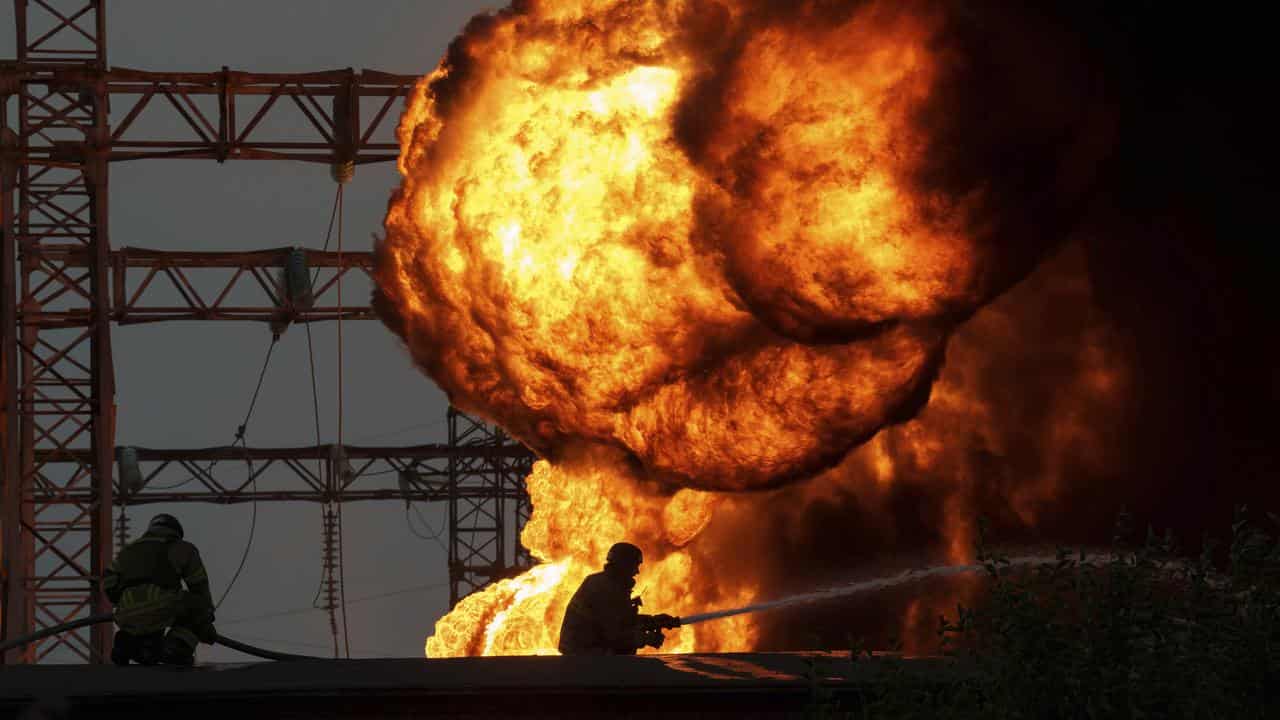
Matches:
[[102, 527, 213, 635], [558, 570, 653, 655]]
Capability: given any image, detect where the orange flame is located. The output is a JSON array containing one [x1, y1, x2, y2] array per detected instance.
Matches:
[[376, 1, 995, 495], [376, 0, 1119, 656], [426, 450, 756, 657]]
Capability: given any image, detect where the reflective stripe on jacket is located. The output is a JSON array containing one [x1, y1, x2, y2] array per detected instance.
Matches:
[[103, 528, 214, 634], [115, 585, 183, 634]]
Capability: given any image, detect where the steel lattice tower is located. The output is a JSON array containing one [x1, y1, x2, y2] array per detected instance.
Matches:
[[1, 1, 535, 663]]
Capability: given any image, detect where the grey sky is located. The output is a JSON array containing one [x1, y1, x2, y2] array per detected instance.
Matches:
[[4, 1, 503, 661]]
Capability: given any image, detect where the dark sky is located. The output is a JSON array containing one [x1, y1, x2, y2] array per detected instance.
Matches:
[[3, 0, 499, 661]]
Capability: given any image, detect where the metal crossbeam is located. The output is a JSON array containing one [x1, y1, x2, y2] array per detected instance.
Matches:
[[0, 67, 418, 164], [38, 246, 374, 326], [36, 442, 534, 505]]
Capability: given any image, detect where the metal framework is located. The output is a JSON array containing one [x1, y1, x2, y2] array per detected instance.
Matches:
[[44, 442, 535, 506], [45, 247, 374, 326], [2, 0, 114, 665], [447, 409, 535, 605], [7, 66, 415, 165], [2, 1, 535, 663]]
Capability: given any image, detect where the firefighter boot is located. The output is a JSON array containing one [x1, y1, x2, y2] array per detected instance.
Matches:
[[110, 630, 135, 666], [162, 630, 197, 667]]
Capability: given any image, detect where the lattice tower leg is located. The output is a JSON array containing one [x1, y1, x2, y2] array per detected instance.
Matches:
[[3, 0, 115, 665], [446, 408, 534, 606]]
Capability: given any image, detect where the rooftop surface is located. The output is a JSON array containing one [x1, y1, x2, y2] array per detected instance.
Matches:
[[1, 652, 964, 719]]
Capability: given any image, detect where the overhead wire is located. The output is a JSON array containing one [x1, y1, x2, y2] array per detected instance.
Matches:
[[309, 180, 342, 285], [351, 467, 400, 477], [306, 184, 343, 658], [118, 229, 307, 515], [350, 417, 448, 444], [140, 475, 198, 491], [335, 183, 352, 659], [219, 604, 322, 627], [222, 631, 399, 658], [213, 333, 279, 607], [119, 184, 366, 644], [217, 632, 349, 654], [304, 321, 330, 624], [406, 503, 449, 554], [120, 307, 280, 597], [304, 308, 338, 657], [219, 580, 451, 627]]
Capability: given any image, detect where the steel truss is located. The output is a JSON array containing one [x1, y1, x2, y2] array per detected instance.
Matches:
[[3, 66, 417, 164], [2, 0, 114, 664], [41, 442, 534, 506], [2, 1, 533, 663], [55, 247, 374, 326], [446, 409, 536, 605]]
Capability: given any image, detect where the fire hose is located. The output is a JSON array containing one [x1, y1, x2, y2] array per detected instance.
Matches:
[[0, 613, 323, 662]]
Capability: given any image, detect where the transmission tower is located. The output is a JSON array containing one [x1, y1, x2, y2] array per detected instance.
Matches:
[[1, 1, 534, 664], [444, 408, 536, 605]]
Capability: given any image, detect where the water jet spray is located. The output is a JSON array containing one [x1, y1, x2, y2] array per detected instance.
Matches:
[[677, 556, 1060, 627]]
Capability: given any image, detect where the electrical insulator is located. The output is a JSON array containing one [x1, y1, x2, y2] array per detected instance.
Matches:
[[398, 470, 414, 508], [282, 247, 314, 310], [330, 445, 355, 485], [116, 446, 144, 494], [330, 159, 355, 184]]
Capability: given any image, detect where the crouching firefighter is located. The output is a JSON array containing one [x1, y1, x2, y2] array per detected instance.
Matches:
[[102, 514, 218, 666], [558, 542, 681, 655]]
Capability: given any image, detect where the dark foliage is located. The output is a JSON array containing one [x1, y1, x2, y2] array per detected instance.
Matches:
[[812, 508, 1280, 719]]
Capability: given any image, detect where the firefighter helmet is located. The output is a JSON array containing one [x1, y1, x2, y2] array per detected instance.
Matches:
[[605, 542, 643, 568], [148, 513, 185, 539]]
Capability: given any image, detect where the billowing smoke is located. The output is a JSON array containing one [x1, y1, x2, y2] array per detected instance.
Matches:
[[724, 241, 1135, 651], [375, 0, 1113, 492], [373, 0, 1274, 654]]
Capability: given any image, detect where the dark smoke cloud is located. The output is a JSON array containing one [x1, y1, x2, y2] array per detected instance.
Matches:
[[376, 0, 1127, 493], [675, 1, 1114, 341], [713, 3, 1280, 650], [376, 0, 1274, 651]]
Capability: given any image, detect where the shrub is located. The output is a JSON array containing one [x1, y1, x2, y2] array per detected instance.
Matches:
[[842, 507, 1280, 719]]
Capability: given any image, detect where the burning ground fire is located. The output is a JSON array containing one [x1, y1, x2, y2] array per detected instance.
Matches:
[[374, 0, 1120, 656]]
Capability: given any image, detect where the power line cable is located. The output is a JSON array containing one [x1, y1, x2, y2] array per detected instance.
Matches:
[[335, 183, 352, 660], [305, 185, 344, 660], [218, 632, 347, 654], [304, 320, 339, 660], [129, 441, 244, 493], [141, 474, 198, 491], [304, 321, 329, 614], [350, 417, 448, 444], [123, 189, 339, 502], [406, 504, 449, 555], [309, 182, 342, 285], [219, 604, 320, 626], [225, 632, 402, 659], [219, 580, 450, 627], [214, 333, 278, 611], [344, 580, 450, 605]]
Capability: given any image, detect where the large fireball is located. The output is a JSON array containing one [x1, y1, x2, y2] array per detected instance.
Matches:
[[375, 0, 1114, 656]]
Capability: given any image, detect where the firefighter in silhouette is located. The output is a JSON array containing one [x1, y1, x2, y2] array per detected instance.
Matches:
[[102, 514, 217, 666], [558, 542, 681, 655]]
